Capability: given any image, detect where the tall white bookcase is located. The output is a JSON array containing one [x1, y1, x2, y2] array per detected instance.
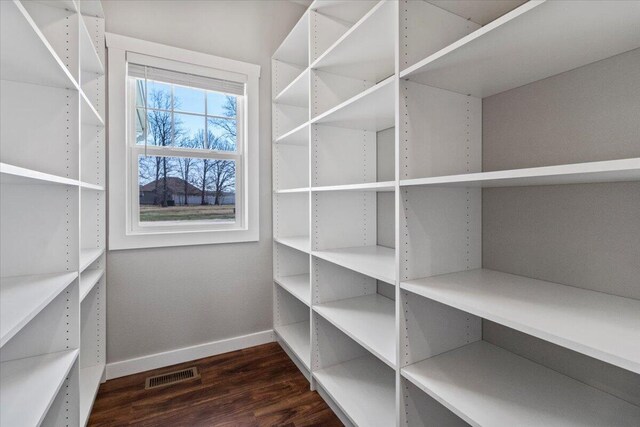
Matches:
[[0, 0, 106, 425], [272, 1, 640, 426]]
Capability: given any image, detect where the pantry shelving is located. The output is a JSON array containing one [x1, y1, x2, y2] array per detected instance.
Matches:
[[0, 0, 106, 424], [274, 0, 640, 425]]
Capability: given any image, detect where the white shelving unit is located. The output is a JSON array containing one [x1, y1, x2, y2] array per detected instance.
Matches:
[[273, 1, 640, 425], [1, 0, 106, 425]]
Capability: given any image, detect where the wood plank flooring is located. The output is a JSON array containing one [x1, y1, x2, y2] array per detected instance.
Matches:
[[89, 342, 342, 426]]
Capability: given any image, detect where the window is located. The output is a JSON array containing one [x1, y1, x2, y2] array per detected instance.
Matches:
[[107, 34, 260, 249]]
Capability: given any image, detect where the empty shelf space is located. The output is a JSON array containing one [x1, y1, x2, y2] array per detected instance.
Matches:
[[80, 248, 104, 272], [312, 181, 395, 192], [275, 274, 310, 306], [311, 76, 394, 131], [0, 272, 78, 347], [314, 354, 395, 427], [401, 269, 640, 374], [80, 269, 104, 302], [274, 122, 309, 146], [0, 350, 79, 427], [81, 181, 105, 191], [313, 245, 395, 284], [273, 12, 309, 66], [0, 162, 79, 187], [402, 341, 640, 427], [400, 158, 640, 188], [274, 68, 309, 107], [311, 0, 394, 82], [400, 1, 640, 97], [79, 0, 104, 18], [81, 91, 105, 127], [79, 16, 104, 75], [80, 364, 105, 426], [0, 0, 77, 89], [274, 236, 311, 254], [275, 321, 310, 369], [274, 187, 310, 194], [314, 294, 395, 367]]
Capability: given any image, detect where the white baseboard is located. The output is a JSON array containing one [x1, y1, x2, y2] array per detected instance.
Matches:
[[105, 329, 275, 380]]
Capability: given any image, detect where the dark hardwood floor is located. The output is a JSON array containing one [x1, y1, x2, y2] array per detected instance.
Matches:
[[89, 342, 342, 426]]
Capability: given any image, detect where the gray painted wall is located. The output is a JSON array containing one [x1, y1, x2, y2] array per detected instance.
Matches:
[[482, 49, 640, 405], [103, 0, 306, 364]]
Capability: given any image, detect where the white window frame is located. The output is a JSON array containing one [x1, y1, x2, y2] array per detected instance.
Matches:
[[107, 33, 260, 249]]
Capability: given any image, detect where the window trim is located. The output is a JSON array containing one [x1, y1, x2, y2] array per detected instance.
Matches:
[[107, 33, 260, 250]]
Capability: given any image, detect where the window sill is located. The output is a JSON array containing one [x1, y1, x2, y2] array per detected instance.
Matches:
[[109, 227, 259, 250]]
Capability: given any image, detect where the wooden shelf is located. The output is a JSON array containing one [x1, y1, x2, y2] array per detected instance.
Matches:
[[400, 1, 640, 97], [79, 16, 104, 75], [400, 158, 640, 188], [311, 76, 394, 131], [311, 0, 394, 82], [314, 354, 395, 427], [313, 245, 395, 284], [314, 294, 395, 368], [79, 364, 105, 426], [274, 122, 309, 145], [275, 321, 310, 369], [274, 68, 309, 108], [80, 269, 104, 302], [274, 236, 310, 254], [1, 272, 77, 347], [312, 181, 395, 192], [275, 274, 310, 306], [0, 0, 77, 89], [80, 248, 104, 273], [0, 162, 80, 187], [0, 350, 79, 427], [401, 268, 640, 374], [274, 187, 309, 194], [402, 341, 640, 427]]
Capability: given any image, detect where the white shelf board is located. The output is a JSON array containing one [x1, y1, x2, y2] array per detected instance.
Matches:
[[402, 341, 640, 427], [0, 162, 79, 187], [81, 91, 105, 127], [401, 268, 640, 374], [80, 181, 105, 191], [1, 272, 78, 348], [275, 321, 311, 369], [309, 0, 377, 25], [275, 274, 310, 306], [80, 268, 104, 302], [314, 355, 395, 427], [79, 0, 104, 18], [80, 248, 104, 273], [400, 158, 640, 188], [273, 12, 309, 67], [274, 236, 310, 254], [79, 16, 104, 75], [274, 187, 310, 194], [0, 0, 78, 89], [79, 363, 105, 426], [313, 245, 395, 284], [311, 76, 394, 132], [311, 0, 394, 82], [0, 349, 79, 427], [274, 68, 309, 107], [274, 122, 309, 146], [400, 1, 640, 98], [314, 294, 395, 368], [312, 181, 395, 192]]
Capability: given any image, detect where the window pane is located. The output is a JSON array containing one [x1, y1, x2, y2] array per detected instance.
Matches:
[[174, 85, 205, 114], [207, 92, 236, 118], [135, 79, 145, 107], [145, 109, 173, 146], [207, 118, 237, 151], [135, 108, 146, 144], [147, 80, 172, 109], [175, 113, 205, 147], [138, 155, 236, 223]]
